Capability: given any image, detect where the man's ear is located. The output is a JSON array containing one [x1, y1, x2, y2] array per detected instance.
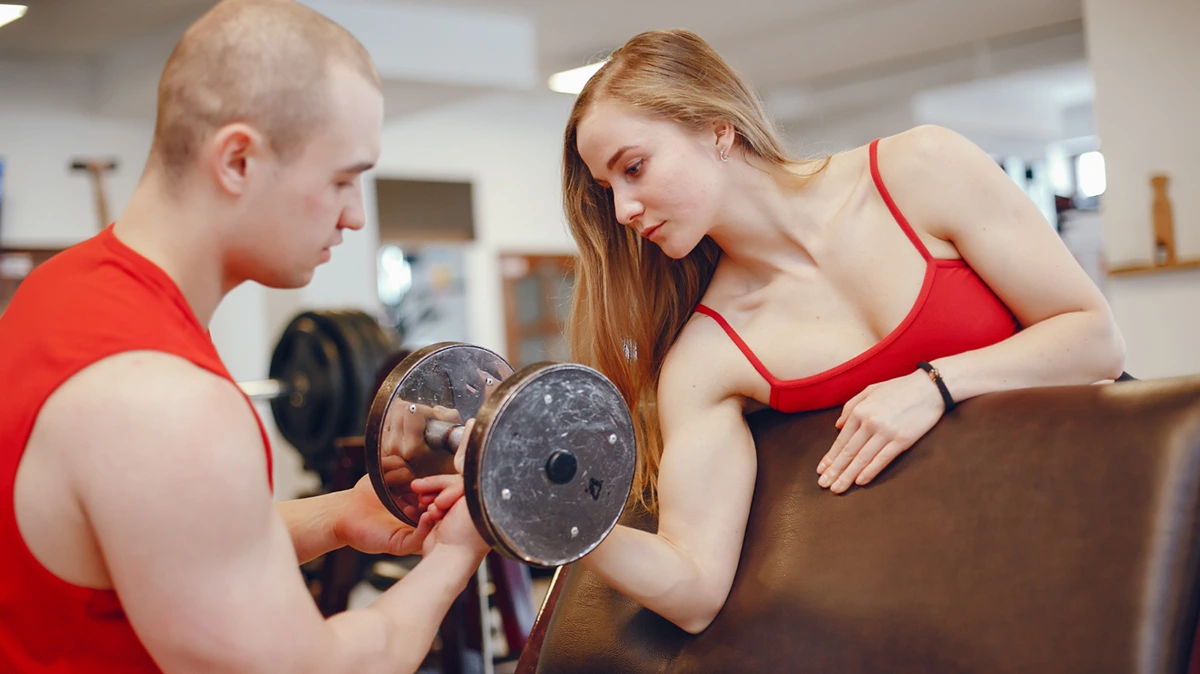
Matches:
[[208, 123, 267, 196]]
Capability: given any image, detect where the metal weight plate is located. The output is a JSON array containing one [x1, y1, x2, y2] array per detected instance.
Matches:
[[329, 310, 382, 431], [268, 314, 346, 459], [351, 311, 402, 429], [308, 311, 374, 439], [355, 310, 395, 357], [464, 363, 636, 568], [342, 310, 395, 387], [364, 342, 514, 527]]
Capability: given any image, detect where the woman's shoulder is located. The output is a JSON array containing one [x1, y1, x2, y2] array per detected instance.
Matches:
[[807, 125, 976, 180], [659, 297, 753, 403], [870, 125, 1000, 236], [872, 125, 987, 176]]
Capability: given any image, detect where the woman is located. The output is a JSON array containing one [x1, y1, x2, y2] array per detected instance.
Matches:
[[418, 28, 1124, 634], [557, 28, 1123, 634]]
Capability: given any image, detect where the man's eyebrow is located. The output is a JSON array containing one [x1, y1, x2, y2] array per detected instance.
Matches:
[[338, 161, 375, 174]]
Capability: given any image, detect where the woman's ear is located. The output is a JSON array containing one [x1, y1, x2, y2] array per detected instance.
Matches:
[[712, 120, 737, 159], [712, 120, 736, 162], [713, 121, 735, 146]]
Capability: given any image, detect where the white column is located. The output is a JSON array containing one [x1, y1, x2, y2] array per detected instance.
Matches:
[[1083, 0, 1200, 378]]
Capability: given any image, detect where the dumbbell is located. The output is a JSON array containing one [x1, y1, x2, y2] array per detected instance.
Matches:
[[237, 310, 395, 460], [365, 343, 637, 568]]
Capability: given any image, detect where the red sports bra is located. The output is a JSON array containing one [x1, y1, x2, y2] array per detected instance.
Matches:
[[695, 138, 1020, 413]]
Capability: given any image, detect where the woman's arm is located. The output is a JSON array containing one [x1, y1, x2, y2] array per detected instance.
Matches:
[[910, 124, 1125, 392], [818, 125, 1126, 493], [580, 324, 758, 634]]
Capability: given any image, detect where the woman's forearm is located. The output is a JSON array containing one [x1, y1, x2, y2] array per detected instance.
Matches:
[[581, 524, 724, 634], [933, 308, 1126, 403]]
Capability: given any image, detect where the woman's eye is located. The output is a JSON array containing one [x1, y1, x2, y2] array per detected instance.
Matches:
[[625, 160, 643, 177]]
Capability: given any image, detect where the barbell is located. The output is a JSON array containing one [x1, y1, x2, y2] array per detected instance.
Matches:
[[237, 309, 395, 459], [241, 310, 637, 567]]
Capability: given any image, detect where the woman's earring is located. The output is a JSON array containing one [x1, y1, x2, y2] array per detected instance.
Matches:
[[720, 146, 729, 163]]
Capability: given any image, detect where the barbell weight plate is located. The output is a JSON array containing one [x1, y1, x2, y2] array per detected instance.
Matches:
[[331, 310, 383, 434], [364, 342, 514, 527], [267, 315, 346, 459], [342, 310, 395, 389], [307, 311, 376, 440], [352, 311, 400, 430], [352, 310, 394, 360], [464, 362, 636, 568]]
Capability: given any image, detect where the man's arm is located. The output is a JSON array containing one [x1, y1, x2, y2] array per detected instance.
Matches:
[[276, 492, 342, 565], [277, 476, 436, 566], [55, 351, 487, 674]]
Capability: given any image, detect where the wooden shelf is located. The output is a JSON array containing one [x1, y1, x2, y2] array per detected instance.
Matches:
[[1108, 258, 1200, 277]]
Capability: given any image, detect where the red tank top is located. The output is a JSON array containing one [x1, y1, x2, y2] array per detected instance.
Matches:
[[695, 138, 1020, 413], [0, 225, 274, 672]]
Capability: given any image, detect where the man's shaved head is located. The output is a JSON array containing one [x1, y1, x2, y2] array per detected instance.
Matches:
[[150, 0, 381, 180]]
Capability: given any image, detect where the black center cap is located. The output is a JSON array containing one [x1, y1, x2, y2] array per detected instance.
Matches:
[[545, 449, 578, 484]]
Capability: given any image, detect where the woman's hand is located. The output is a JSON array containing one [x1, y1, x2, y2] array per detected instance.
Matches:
[[816, 369, 946, 493], [410, 418, 474, 524]]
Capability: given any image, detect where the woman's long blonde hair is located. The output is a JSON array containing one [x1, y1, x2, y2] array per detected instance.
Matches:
[[563, 29, 826, 515]]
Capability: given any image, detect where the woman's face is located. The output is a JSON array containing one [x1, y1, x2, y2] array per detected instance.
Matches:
[[575, 101, 728, 259]]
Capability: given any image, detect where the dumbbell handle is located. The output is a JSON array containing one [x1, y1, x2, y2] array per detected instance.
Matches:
[[240, 378, 465, 452], [424, 419, 466, 453]]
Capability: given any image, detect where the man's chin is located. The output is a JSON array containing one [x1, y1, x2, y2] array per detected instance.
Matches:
[[258, 270, 315, 290]]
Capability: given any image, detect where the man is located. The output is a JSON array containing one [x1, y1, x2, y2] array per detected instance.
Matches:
[[0, 1, 487, 672]]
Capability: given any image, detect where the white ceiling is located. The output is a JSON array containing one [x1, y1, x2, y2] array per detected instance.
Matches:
[[0, 0, 214, 58], [0, 0, 1093, 126], [927, 60, 1094, 108]]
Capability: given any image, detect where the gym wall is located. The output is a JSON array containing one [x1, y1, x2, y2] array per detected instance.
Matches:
[[1083, 0, 1200, 381], [0, 60, 149, 249], [2, 0, 1198, 496]]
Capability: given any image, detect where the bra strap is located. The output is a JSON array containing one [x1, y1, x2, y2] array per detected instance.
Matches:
[[694, 304, 777, 384], [869, 138, 933, 261]]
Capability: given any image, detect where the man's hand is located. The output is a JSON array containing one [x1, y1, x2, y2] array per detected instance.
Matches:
[[332, 414, 478, 556], [331, 475, 435, 556]]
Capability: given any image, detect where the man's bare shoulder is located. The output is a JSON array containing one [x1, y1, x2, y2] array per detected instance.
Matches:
[[26, 353, 330, 672], [37, 350, 269, 500]]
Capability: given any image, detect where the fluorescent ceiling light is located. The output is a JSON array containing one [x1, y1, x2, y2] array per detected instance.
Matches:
[[1077, 151, 1106, 198], [0, 4, 26, 29], [548, 61, 607, 95]]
